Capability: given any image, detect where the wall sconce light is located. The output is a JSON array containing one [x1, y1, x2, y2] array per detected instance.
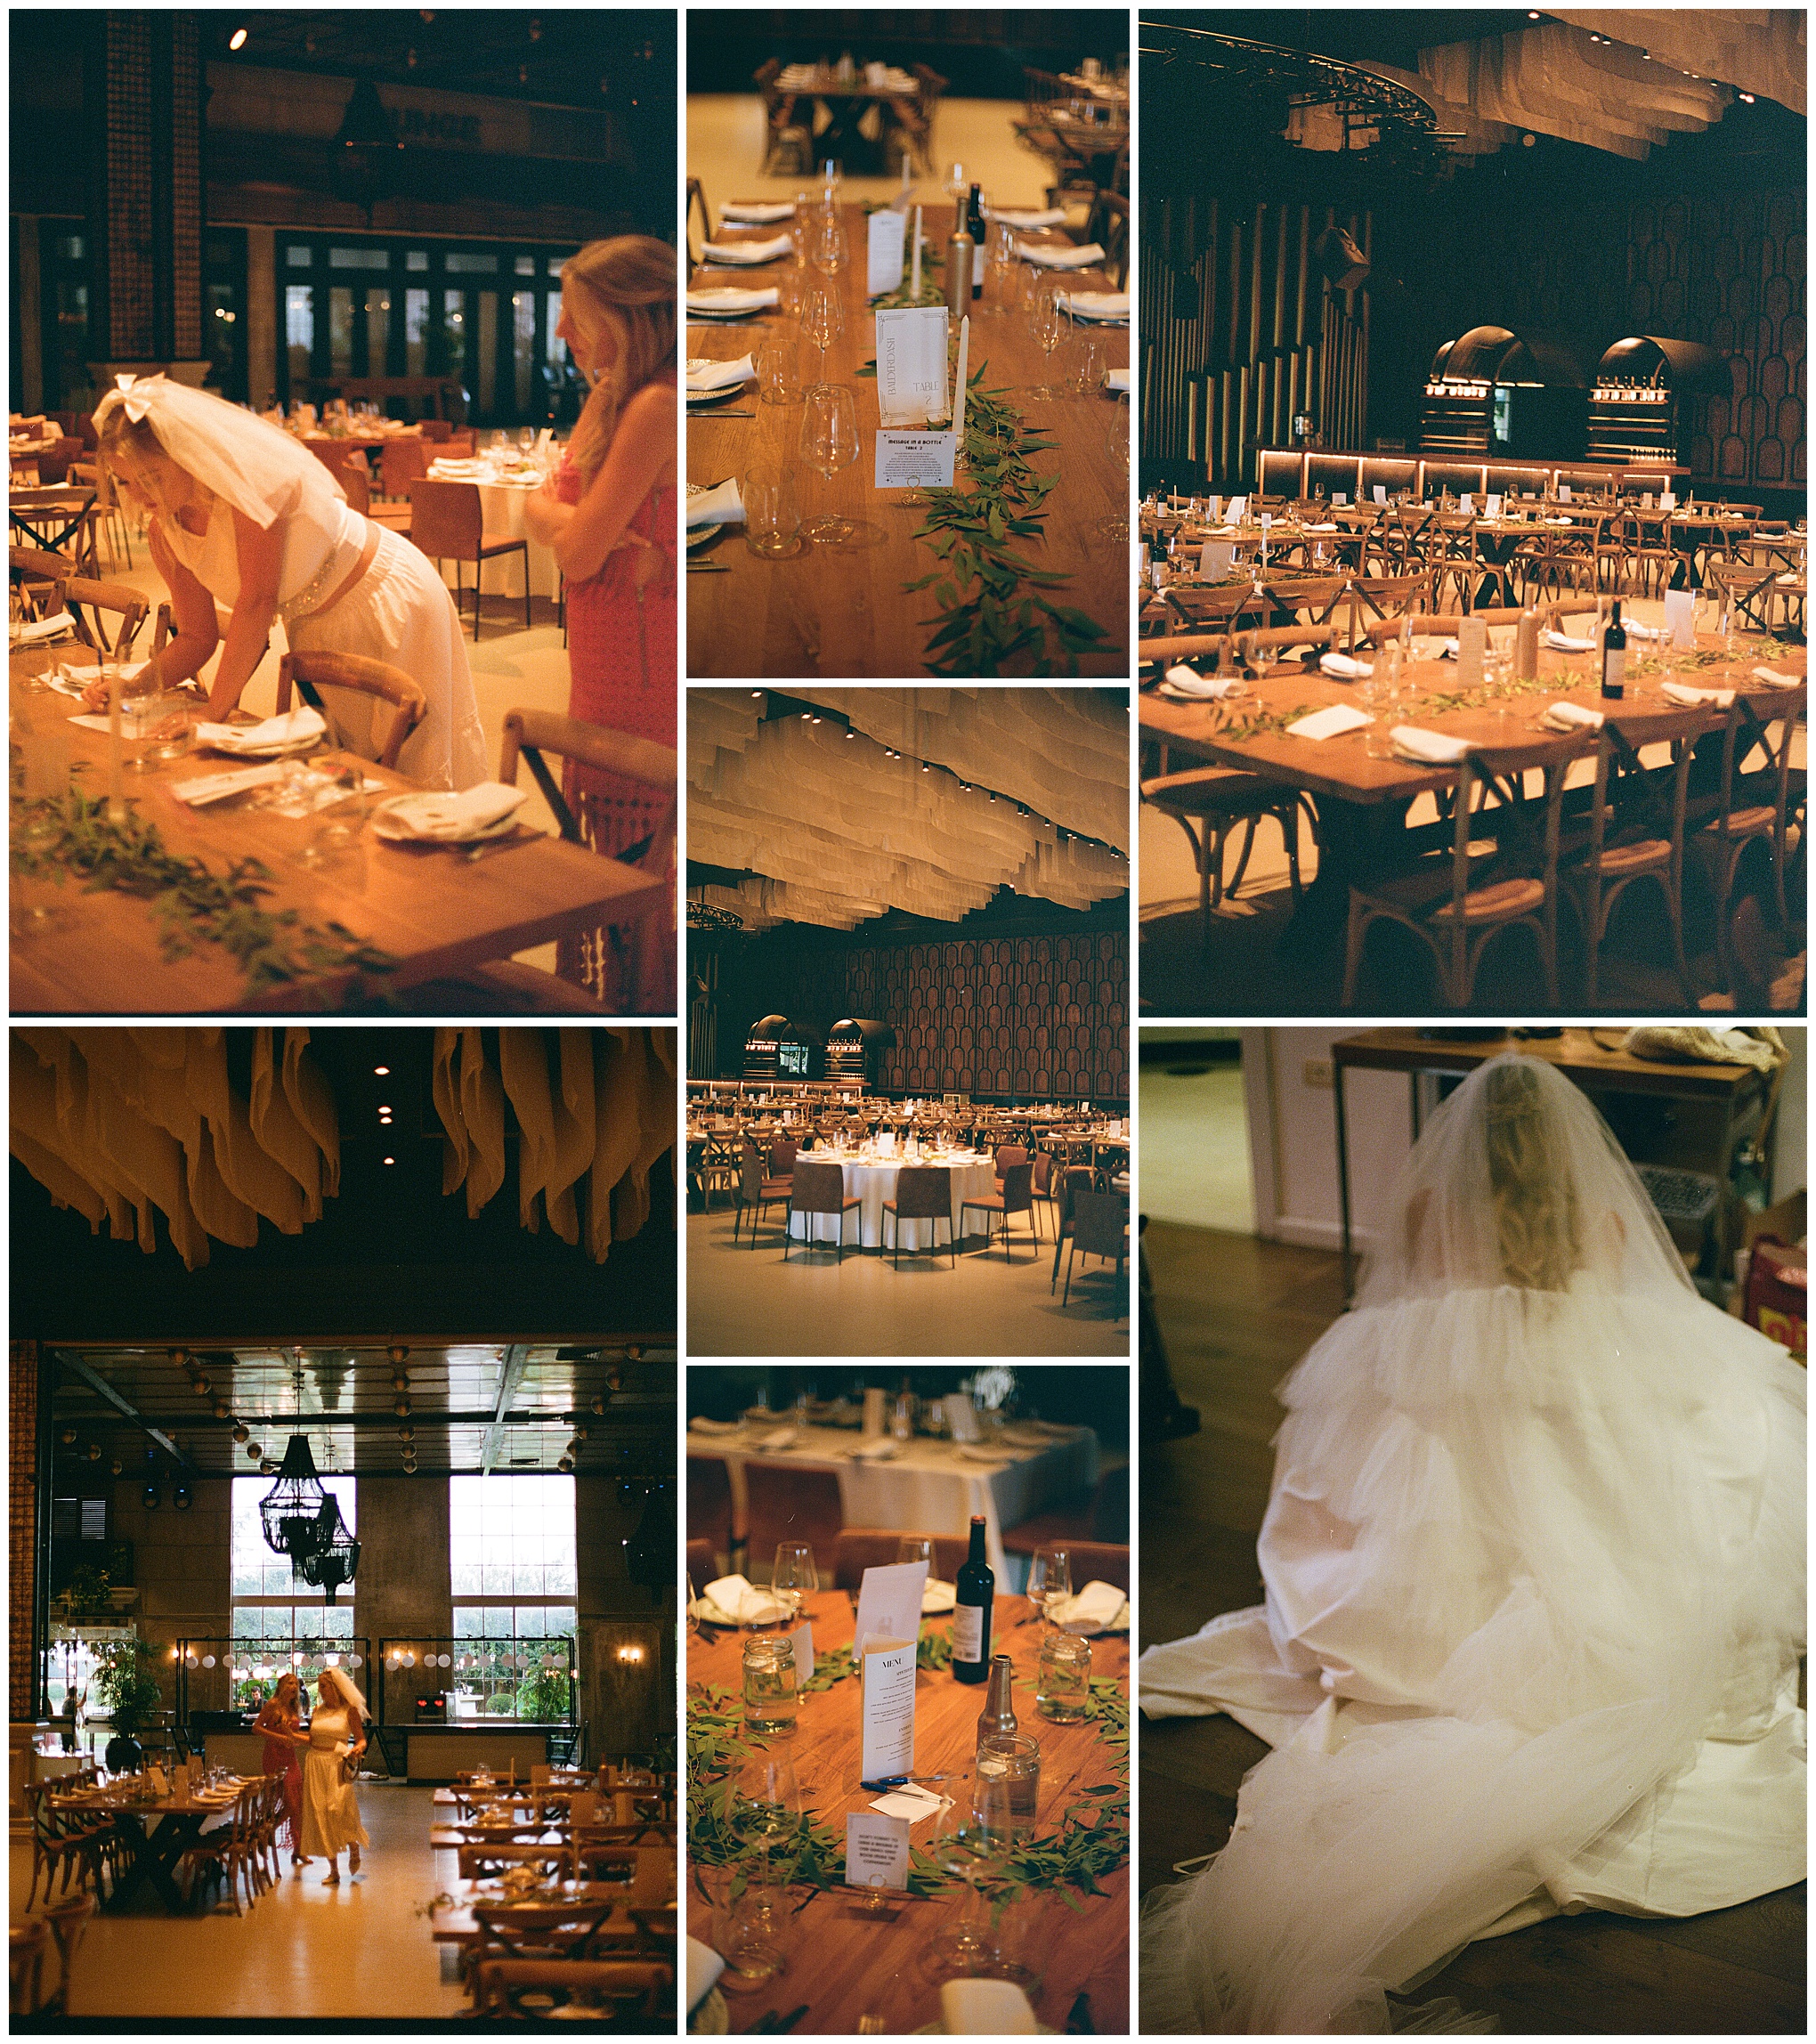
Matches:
[[142, 1483, 161, 1510], [615, 1643, 645, 1663], [232, 1424, 249, 1444], [173, 1482, 192, 1510]]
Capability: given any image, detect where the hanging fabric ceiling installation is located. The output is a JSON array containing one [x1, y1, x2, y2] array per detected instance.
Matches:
[[687, 689, 1131, 931]]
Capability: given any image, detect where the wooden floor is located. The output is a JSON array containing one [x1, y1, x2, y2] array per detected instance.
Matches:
[[1139, 1220, 1807, 2035]]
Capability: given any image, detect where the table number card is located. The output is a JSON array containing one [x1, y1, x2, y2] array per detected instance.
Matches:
[[854, 1559, 928, 1656], [874, 307, 959, 489], [1373, 484, 1387, 504], [1659, 491, 1677, 510], [1197, 541, 1234, 582], [1559, 483, 1572, 501], [1458, 493, 1474, 515], [1225, 496, 1247, 523], [944, 1392, 981, 1442], [860, 1637, 917, 1782], [867, 209, 906, 297], [1664, 587, 1697, 648], [1484, 494, 1502, 519]]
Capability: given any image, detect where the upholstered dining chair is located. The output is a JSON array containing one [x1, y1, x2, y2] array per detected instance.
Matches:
[[734, 1139, 791, 1247], [961, 1160, 1036, 1261], [831, 1528, 970, 1586], [881, 1164, 956, 1269], [783, 1158, 861, 1263], [405, 477, 531, 638], [1061, 1190, 1130, 1306]]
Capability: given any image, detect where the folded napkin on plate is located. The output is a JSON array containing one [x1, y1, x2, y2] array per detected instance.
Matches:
[[1060, 291, 1130, 320], [1288, 703, 1374, 741], [1017, 239, 1105, 270], [701, 234, 792, 265], [697, 1574, 789, 1626], [688, 480, 745, 529], [685, 1937, 725, 2014], [685, 286, 780, 313], [195, 704, 327, 752], [1319, 652, 1374, 679], [984, 205, 1068, 230], [1544, 630, 1595, 653], [685, 354, 756, 393], [378, 781, 529, 840], [1542, 701, 1604, 731], [1750, 666, 1802, 689], [1050, 1579, 1130, 1633], [1301, 521, 1340, 532], [1625, 620, 1670, 639], [1105, 367, 1131, 394], [922, 1578, 956, 1613], [1661, 680, 1735, 708], [756, 1424, 799, 1451], [1162, 665, 1234, 700], [850, 1437, 899, 1462], [1391, 725, 1472, 764], [720, 199, 795, 223], [941, 1979, 1037, 2035], [11, 611, 75, 645], [687, 1415, 742, 1434], [1409, 637, 1461, 660]]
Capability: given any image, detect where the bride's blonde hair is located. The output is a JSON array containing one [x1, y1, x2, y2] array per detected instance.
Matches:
[[1484, 1061, 1583, 1292], [562, 236, 677, 487], [96, 406, 213, 523]]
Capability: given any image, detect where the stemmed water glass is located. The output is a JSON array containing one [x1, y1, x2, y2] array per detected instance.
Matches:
[[1027, 279, 1066, 402], [1090, 395, 1130, 548], [799, 385, 859, 546], [808, 210, 848, 280], [799, 282, 844, 381], [772, 1541, 817, 1622], [1026, 1545, 1071, 1628]]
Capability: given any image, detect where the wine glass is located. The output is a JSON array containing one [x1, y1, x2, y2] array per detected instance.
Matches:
[[799, 385, 859, 546], [1026, 1545, 1071, 1629], [772, 1542, 817, 1621], [799, 282, 844, 380], [895, 1536, 935, 1569], [917, 1772, 1009, 1983], [1028, 280, 1066, 401], [516, 426, 534, 456], [118, 664, 166, 774], [1091, 395, 1130, 548], [808, 210, 848, 279]]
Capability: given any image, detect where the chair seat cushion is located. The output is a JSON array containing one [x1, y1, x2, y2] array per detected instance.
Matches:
[[479, 533, 527, 555], [1142, 770, 1291, 819], [1430, 875, 1547, 922], [1570, 836, 1671, 876]]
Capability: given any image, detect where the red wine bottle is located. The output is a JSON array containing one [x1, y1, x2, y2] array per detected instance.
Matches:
[[1601, 599, 1626, 701], [952, 1513, 993, 1683]]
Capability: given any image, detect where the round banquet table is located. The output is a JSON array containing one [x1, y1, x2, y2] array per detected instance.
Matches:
[[789, 1152, 998, 1250]]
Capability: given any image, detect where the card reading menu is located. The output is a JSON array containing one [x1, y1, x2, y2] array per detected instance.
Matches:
[[860, 1638, 917, 1782], [867, 210, 906, 297], [854, 1560, 928, 1657], [846, 1810, 911, 1892]]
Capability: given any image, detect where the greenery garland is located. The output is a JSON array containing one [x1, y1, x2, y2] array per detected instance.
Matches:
[[12, 786, 396, 994]]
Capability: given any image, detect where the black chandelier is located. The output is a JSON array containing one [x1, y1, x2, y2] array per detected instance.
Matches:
[[295, 1495, 361, 1607], [260, 1433, 331, 1562]]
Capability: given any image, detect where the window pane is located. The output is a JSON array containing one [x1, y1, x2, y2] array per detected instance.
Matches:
[[328, 286, 353, 377], [287, 245, 313, 267], [547, 257, 565, 278], [442, 290, 466, 377], [56, 234, 84, 262], [406, 250, 429, 272], [515, 256, 536, 276], [445, 252, 498, 274], [476, 288, 498, 414], [513, 292, 535, 413], [404, 288, 428, 378], [285, 285, 313, 388], [365, 286, 390, 378], [329, 247, 390, 271]]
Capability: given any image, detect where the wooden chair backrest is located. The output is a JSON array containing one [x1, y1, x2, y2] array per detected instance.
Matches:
[[499, 708, 678, 872], [276, 650, 426, 770], [379, 437, 429, 495], [831, 1529, 969, 1587], [61, 575, 150, 656]]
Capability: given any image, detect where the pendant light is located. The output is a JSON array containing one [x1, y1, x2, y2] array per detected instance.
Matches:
[[259, 1353, 329, 1562]]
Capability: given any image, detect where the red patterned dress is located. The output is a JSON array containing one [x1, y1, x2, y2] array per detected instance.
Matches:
[[554, 423, 677, 1010], [254, 1698, 304, 1853]]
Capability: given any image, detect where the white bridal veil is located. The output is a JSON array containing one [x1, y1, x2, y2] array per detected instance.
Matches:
[[1139, 1053, 1805, 2033]]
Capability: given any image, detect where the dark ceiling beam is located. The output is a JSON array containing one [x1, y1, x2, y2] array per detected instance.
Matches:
[[53, 1352, 198, 1474], [46, 1408, 673, 1433], [481, 1344, 535, 1476]]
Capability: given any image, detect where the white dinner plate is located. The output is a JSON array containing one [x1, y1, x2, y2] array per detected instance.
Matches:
[[686, 382, 746, 409], [369, 794, 523, 846]]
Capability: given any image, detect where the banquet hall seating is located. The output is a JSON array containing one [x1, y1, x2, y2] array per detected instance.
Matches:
[[1029, 1149, 1061, 1238], [1342, 730, 1600, 1007], [1081, 188, 1130, 288], [23, 1782, 106, 1910], [10, 543, 73, 619], [33, 436, 85, 487], [961, 1160, 1037, 1261], [405, 478, 533, 639], [882, 1164, 958, 1269], [68, 459, 135, 572], [902, 63, 949, 174], [993, 1144, 1030, 1186], [733, 1140, 792, 1246], [1685, 685, 1806, 989], [783, 1158, 861, 1262], [10, 1914, 50, 2016], [1141, 762, 1309, 938], [378, 436, 429, 501], [62, 575, 150, 659], [686, 1456, 734, 1563], [1356, 607, 1528, 651], [743, 1460, 845, 1568], [1059, 1188, 1129, 1305], [498, 710, 678, 887], [34, 1886, 96, 2018], [1024, 1537, 1129, 1596], [685, 176, 710, 268], [175, 1777, 268, 1915], [1047, 1164, 1100, 1291], [831, 1529, 970, 1586], [276, 651, 426, 771], [471, 1957, 673, 2024], [1705, 556, 1786, 636]]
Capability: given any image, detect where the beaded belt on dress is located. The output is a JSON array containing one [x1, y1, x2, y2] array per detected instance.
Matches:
[[277, 549, 345, 627]]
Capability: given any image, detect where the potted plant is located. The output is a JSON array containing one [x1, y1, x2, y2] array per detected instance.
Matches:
[[60, 1561, 113, 1620], [93, 1637, 164, 1773]]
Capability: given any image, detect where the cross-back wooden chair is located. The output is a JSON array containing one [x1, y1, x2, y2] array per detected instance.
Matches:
[[61, 575, 150, 658], [275, 650, 426, 770], [1684, 685, 1805, 991]]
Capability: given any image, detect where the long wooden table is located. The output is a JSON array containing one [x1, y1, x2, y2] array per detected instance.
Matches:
[[9, 646, 666, 1012], [52, 1778, 242, 1912], [686, 201, 1128, 677], [686, 1589, 1129, 2034]]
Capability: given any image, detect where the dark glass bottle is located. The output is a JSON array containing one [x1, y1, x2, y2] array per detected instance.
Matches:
[[1601, 599, 1626, 701], [952, 1513, 993, 1683], [966, 183, 985, 298]]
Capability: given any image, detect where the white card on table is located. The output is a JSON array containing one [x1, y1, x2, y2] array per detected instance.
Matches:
[[1373, 484, 1386, 504], [876, 430, 955, 490], [1484, 494, 1502, 519], [1664, 587, 1697, 648], [854, 1560, 928, 1656], [1458, 492, 1474, 514], [860, 1638, 917, 1781], [1204, 495, 1221, 520], [867, 210, 905, 296], [790, 1620, 815, 1684], [874, 306, 948, 426], [869, 1781, 944, 1822], [1559, 483, 1572, 500], [1225, 495, 1246, 523], [846, 1810, 911, 1891], [1659, 490, 1676, 510], [1259, 511, 1272, 529], [943, 1393, 980, 1443], [1333, 492, 1347, 507], [1197, 541, 1234, 582]]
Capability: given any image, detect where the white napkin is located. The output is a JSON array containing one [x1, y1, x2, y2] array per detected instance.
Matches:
[[850, 1437, 899, 1462], [984, 205, 1068, 230], [194, 704, 328, 753], [720, 199, 795, 223], [701, 234, 792, 265], [1661, 681, 1735, 708], [688, 1415, 742, 1434], [1409, 637, 1461, 661], [1288, 703, 1373, 741], [686, 287, 780, 313], [1105, 367, 1131, 393], [10, 611, 75, 645], [1301, 522, 1340, 532], [1162, 665, 1233, 700], [1544, 630, 1595, 653], [1542, 701, 1604, 731], [698, 1574, 789, 1626], [1017, 239, 1105, 270], [685, 1936, 725, 2013], [941, 1980, 1037, 2035], [376, 781, 529, 840], [922, 1578, 956, 1613], [756, 1424, 799, 1451], [1050, 1579, 1130, 1632], [687, 480, 745, 528], [1390, 725, 1472, 764], [1750, 666, 1802, 689], [1625, 620, 1669, 639], [685, 354, 756, 393], [168, 762, 290, 807], [1319, 653, 1374, 680], [1060, 291, 1130, 320]]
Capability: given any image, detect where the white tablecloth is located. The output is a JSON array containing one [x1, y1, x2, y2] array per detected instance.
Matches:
[[788, 1154, 998, 1249], [428, 468, 558, 598], [687, 1423, 1099, 1574]]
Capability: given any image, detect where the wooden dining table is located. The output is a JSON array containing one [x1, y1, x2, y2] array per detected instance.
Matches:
[[9, 645, 666, 1012], [52, 1778, 242, 1913], [687, 1588, 1129, 2035], [686, 201, 1129, 678]]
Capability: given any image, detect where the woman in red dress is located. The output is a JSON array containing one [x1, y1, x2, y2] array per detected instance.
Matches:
[[525, 236, 677, 1011], [253, 1672, 310, 1871]]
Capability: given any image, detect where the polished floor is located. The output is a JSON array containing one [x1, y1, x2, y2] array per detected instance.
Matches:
[[686, 1205, 1128, 1357], [1139, 1220, 1806, 2033], [11, 1780, 466, 2021]]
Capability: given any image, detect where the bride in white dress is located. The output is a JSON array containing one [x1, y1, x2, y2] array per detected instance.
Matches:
[[299, 1667, 370, 1886], [88, 374, 487, 791], [1139, 1053, 1804, 2033]]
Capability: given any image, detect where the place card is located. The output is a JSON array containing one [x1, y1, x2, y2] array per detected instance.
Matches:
[[790, 1620, 815, 1684], [1225, 495, 1247, 523], [860, 1637, 917, 1781], [876, 430, 955, 489], [1664, 587, 1697, 648], [1484, 494, 1502, 519], [943, 1392, 981, 1442], [867, 209, 906, 297], [846, 1810, 911, 1893], [1458, 492, 1474, 515], [1333, 492, 1347, 507], [1197, 541, 1234, 581], [854, 1560, 928, 1656], [1659, 490, 1676, 510], [1559, 483, 1572, 501], [868, 1781, 944, 1822], [1373, 484, 1387, 504]]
